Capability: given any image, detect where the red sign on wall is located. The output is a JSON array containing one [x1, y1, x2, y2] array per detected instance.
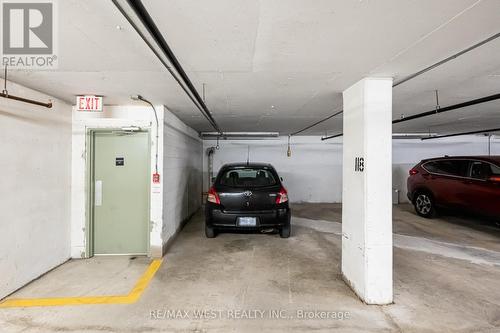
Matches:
[[76, 95, 103, 112], [153, 173, 160, 184]]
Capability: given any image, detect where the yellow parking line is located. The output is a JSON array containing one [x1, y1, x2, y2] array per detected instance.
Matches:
[[0, 259, 162, 308]]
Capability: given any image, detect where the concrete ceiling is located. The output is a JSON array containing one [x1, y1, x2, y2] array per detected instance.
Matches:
[[3, 0, 500, 136]]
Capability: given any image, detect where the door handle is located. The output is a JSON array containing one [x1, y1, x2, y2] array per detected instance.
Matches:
[[95, 180, 103, 206]]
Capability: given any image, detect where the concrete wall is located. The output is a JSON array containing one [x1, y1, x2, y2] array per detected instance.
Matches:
[[71, 105, 202, 258], [0, 81, 72, 299], [162, 111, 203, 245], [203, 135, 500, 203]]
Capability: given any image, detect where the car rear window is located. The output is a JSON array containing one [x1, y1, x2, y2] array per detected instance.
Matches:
[[470, 161, 500, 179], [469, 161, 491, 180], [423, 160, 469, 177], [218, 168, 277, 187]]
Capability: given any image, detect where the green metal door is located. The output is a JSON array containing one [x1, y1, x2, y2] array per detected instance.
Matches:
[[92, 130, 150, 255]]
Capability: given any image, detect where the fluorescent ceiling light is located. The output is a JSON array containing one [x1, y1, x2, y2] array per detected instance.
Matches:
[[201, 132, 280, 139]]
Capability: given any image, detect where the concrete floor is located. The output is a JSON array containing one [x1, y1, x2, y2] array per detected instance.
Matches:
[[1, 204, 500, 332]]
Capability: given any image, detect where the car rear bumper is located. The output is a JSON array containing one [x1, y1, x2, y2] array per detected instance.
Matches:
[[205, 206, 290, 228]]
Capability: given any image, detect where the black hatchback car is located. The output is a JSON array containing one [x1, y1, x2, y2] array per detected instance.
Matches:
[[205, 163, 291, 238]]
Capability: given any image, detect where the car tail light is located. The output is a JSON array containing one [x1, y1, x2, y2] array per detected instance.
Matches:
[[409, 169, 419, 176], [489, 175, 500, 182], [207, 187, 220, 204], [276, 186, 288, 204]]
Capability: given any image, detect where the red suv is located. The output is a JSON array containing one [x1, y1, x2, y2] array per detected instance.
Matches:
[[407, 156, 500, 218]]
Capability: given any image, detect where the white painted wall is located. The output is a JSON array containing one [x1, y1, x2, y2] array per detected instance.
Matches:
[[0, 81, 72, 299], [71, 105, 202, 259], [203, 135, 499, 204], [202, 136, 343, 202], [162, 112, 203, 245]]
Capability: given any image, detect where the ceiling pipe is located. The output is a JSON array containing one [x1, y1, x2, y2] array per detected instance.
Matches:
[[296, 33, 500, 136], [298, 85, 500, 137], [322, 92, 500, 141], [113, 0, 222, 134], [393, 32, 500, 87], [0, 92, 52, 108], [290, 109, 343, 136], [392, 133, 438, 139], [321, 133, 343, 141], [1, 66, 52, 108], [393, 92, 500, 124], [321, 133, 440, 141], [131, 95, 159, 174], [420, 127, 500, 141], [117, 1, 498, 137]]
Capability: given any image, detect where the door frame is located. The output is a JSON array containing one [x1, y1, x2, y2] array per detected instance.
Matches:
[[85, 128, 151, 257]]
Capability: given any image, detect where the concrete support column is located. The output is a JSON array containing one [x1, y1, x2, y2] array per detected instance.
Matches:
[[341, 77, 393, 304]]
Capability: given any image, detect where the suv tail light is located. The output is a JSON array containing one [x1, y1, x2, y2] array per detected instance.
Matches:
[[207, 187, 220, 204], [276, 186, 288, 204], [409, 168, 419, 176]]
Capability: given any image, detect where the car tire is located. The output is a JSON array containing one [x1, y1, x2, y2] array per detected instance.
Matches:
[[279, 223, 291, 238], [414, 192, 436, 218], [205, 224, 216, 238]]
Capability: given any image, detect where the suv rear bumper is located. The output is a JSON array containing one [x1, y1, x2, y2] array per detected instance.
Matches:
[[205, 206, 290, 228]]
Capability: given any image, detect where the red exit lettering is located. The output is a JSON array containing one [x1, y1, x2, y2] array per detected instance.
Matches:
[[76, 96, 103, 112]]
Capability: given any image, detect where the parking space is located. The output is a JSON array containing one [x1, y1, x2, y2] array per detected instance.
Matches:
[[1, 205, 499, 332]]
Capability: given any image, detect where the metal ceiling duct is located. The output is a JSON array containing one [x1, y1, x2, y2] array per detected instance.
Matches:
[[112, 0, 222, 134]]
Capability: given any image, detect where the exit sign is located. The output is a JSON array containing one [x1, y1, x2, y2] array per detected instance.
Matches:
[[76, 95, 103, 112]]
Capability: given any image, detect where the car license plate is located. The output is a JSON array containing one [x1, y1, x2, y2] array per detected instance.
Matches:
[[238, 217, 257, 227]]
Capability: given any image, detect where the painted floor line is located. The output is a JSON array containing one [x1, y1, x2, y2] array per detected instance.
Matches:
[[0, 259, 163, 308]]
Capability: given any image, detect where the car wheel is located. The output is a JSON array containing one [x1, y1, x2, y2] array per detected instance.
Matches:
[[414, 192, 436, 218], [279, 223, 291, 238], [205, 224, 216, 238]]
